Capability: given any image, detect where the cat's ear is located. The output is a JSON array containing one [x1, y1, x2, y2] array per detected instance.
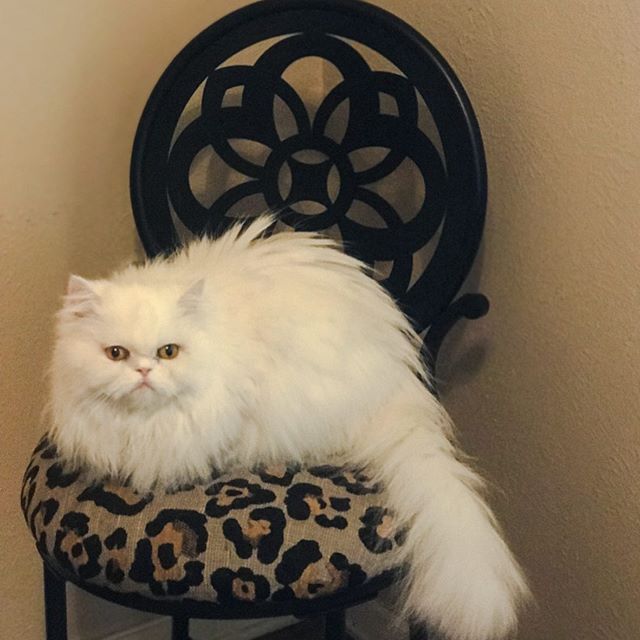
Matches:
[[179, 279, 204, 315], [63, 275, 100, 319]]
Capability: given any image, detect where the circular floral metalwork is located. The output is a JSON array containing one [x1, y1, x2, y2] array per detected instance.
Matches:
[[131, 0, 487, 331]]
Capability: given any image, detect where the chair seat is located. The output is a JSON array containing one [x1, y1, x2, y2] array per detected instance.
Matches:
[[22, 435, 404, 614]]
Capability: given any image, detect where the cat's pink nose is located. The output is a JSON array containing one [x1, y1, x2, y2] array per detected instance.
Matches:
[[137, 367, 151, 376]]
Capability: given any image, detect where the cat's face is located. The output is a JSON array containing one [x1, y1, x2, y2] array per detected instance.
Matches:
[[54, 275, 207, 411]]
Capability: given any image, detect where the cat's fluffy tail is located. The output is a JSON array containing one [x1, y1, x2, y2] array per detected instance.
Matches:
[[355, 385, 530, 640]]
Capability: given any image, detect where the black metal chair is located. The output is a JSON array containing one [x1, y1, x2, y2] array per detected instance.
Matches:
[[30, 1, 489, 638]]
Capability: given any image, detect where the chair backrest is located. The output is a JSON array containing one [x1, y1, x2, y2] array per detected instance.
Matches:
[[130, 0, 486, 333]]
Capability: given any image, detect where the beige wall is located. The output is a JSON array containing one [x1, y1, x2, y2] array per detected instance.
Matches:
[[1, 2, 638, 639], [397, 2, 640, 639]]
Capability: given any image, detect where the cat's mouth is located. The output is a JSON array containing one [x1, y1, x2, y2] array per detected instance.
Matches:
[[133, 380, 154, 392]]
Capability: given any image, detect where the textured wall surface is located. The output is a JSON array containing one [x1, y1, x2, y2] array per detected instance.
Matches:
[[368, 2, 640, 639], [2, 2, 639, 640]]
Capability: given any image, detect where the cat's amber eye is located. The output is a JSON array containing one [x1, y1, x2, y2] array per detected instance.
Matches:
[[157, 344, 180, 360], [105, 346, 129, 361]]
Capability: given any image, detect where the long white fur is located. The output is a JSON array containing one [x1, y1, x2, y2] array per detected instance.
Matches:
[[50, 217, 529, 640]]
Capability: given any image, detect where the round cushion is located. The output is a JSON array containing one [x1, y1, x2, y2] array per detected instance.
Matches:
[[22, 435, 403, 613]]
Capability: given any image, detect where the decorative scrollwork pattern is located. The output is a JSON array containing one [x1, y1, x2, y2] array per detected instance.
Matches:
[[132, 1, 486, 331], [168, 32, 447, 304]]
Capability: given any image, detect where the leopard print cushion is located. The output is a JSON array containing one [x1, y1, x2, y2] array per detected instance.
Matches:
[[22, 435, 404, 606]]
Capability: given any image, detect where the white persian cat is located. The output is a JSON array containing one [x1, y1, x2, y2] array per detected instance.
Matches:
[[50, 217, 528, 640]]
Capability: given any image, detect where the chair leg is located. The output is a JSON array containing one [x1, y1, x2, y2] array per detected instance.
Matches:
[[325, 608, 346, 640], [172, 614, 190, 640], [43, 563, 68, 640], [409, 621, 431, 640]]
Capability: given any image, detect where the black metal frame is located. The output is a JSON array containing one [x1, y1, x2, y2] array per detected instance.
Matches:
[[44, 561, 400, 639], [41, 1, 489, 638], [130, 0, 489, 335]]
